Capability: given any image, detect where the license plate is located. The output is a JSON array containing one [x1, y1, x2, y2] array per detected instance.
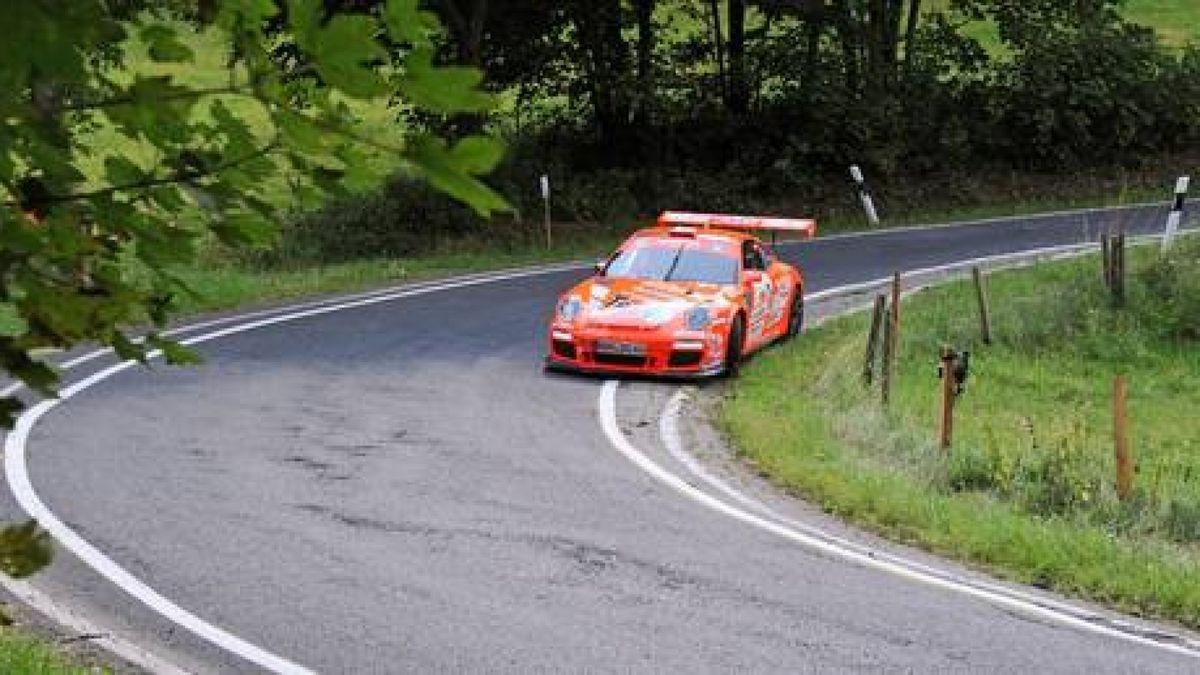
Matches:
[[595, 340, 646, 356]]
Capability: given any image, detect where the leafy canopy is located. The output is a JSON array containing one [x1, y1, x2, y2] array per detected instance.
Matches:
[[0, 0, 507, 579]]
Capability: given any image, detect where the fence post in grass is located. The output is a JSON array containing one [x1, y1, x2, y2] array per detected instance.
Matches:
[[1113, 374, 1133, 501], [1101, 234, 1112, 288], [539, 174, 552, 249], [863, 295, 886, 385], [972, 266, 992, 345], [882, 272, 901, 406], [939, 346, 958, 451], [1114, 231, 1127, 306]]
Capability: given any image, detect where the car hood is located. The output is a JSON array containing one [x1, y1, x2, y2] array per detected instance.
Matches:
[[568, 277, 736, 329]]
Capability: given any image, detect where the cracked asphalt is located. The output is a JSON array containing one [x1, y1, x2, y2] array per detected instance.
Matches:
[[3, 204, 1197, 673]]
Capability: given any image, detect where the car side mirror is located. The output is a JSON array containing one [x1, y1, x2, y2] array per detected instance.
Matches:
[[742, 270, 765, 285]]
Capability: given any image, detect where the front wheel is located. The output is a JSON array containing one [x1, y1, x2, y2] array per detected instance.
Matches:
[[786, 289, 805, 339], [721, 315, 746, 378]]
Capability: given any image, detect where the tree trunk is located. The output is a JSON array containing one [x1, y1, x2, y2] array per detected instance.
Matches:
[[707, 0, 727, 103], [727, 0, 748, 114], [633, 0, 655, 125], [903, 0, 922, 68]]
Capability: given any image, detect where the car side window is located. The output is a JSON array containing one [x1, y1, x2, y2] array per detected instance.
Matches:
[[742, 242, 767, 271]]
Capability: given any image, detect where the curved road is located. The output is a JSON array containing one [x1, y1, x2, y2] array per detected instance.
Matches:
[[3, 205, 1196, 673]]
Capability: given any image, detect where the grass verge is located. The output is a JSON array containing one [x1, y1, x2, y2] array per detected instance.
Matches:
[[723, 235, 1200, 628], [172, 191, 1184, 319], [0, 626, 94, 674]]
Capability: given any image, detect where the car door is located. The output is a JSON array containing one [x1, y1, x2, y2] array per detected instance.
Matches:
[[741, 241, 774, 349]]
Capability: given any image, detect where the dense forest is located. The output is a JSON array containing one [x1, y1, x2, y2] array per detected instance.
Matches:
[[286, 0, 1200, 262]]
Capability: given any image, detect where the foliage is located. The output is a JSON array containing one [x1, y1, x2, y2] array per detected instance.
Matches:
[[723, 237, 1200, 626], [0, 0, 507, 577]]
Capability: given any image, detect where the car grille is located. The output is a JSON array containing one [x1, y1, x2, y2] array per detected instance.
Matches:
[[552, 340, 576, 359], [668, 351, 703, 368], [594, 353, 648, 368]]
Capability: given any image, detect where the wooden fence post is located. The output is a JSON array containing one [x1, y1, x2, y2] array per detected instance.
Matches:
[[972, 267, 992, 345], [1113, 375, 1133, 501], [939, 347, 957, 451], [863, 295, 886, 385], [1114, 231, 1126, 305], [882, 273, 901, 406]]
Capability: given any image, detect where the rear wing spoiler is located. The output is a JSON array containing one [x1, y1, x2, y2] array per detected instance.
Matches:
[[657, 211, 817, 239]]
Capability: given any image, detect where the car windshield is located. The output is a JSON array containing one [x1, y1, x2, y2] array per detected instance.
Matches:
[[604, 243, 738, 285]]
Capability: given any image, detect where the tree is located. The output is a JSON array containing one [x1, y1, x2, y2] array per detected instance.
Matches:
[[0, 0, 507, 581]]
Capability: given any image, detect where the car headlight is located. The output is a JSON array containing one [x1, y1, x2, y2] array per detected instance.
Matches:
[[685, 306, 711, 331], [557, 296, 583, 322]]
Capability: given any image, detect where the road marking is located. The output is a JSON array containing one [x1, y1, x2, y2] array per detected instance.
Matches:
[[1, 210, 1190, 671], [600, 381, 1200, 660], [775, 200, 1169, 246], [2, 261, 588, 674], [598, 237, 1200, 660]]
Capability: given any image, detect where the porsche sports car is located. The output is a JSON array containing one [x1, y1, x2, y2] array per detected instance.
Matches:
[[545, 211, 815, 377]]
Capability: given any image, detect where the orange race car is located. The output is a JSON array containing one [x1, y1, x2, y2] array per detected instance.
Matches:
[[546, 211, 815, 378]]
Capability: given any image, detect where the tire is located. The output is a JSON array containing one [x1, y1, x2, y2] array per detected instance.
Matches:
[[786, 289, 805, 339], [722, 315, 746, 378]]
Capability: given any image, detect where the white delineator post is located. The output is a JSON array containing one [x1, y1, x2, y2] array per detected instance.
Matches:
[[850, 165, 880, 227], [540, 174, 552, 249], [1162, 175, 1189, 253]]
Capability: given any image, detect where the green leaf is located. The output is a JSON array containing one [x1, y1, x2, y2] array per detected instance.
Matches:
[[397, 47, 494, 113], [407, 136, 510, 216], [140, 24, 194, 63], [0, 397, 23, 431], [383, 0, 439, 45], [103, 156, 144, 187], [0, 521, 53, 578], [146, 334, 203, 366], [110, 330, 148, 364], [449, 136, 506, 174], [0, 303, 28, 338], [210, 210, 278, 248], [310, 15, 388, 99], [276, 110, 327, 154]]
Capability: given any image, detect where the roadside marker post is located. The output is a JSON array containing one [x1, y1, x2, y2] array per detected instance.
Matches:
[[540, 174, 552, 249], [1162, 176, 1190, 253], [849, 165, 881, 227]]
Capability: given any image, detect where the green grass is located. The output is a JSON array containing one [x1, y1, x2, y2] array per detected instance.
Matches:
[[171, 226, 625, 315], [723, 235, 1200, 628], [0, 627, 95, 674], [925, 0, 1200, 51]]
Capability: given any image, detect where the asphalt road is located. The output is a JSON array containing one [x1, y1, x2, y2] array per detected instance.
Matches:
[[3, 204, 1196, 673]]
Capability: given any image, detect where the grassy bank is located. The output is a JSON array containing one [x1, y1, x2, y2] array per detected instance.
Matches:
[[176, 185, 1194, 318], [723, 235, 1200, 627], [0, 627, 94, 674], [173, 225, 625, 316]]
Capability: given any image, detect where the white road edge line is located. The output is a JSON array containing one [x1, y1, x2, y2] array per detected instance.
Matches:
[[599, 237, 1200, 661], [2, 261, 589, 675], [0, 207, 1187, 672], [660, 389, 1200, 653], [601, 381, 1200, 660]]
